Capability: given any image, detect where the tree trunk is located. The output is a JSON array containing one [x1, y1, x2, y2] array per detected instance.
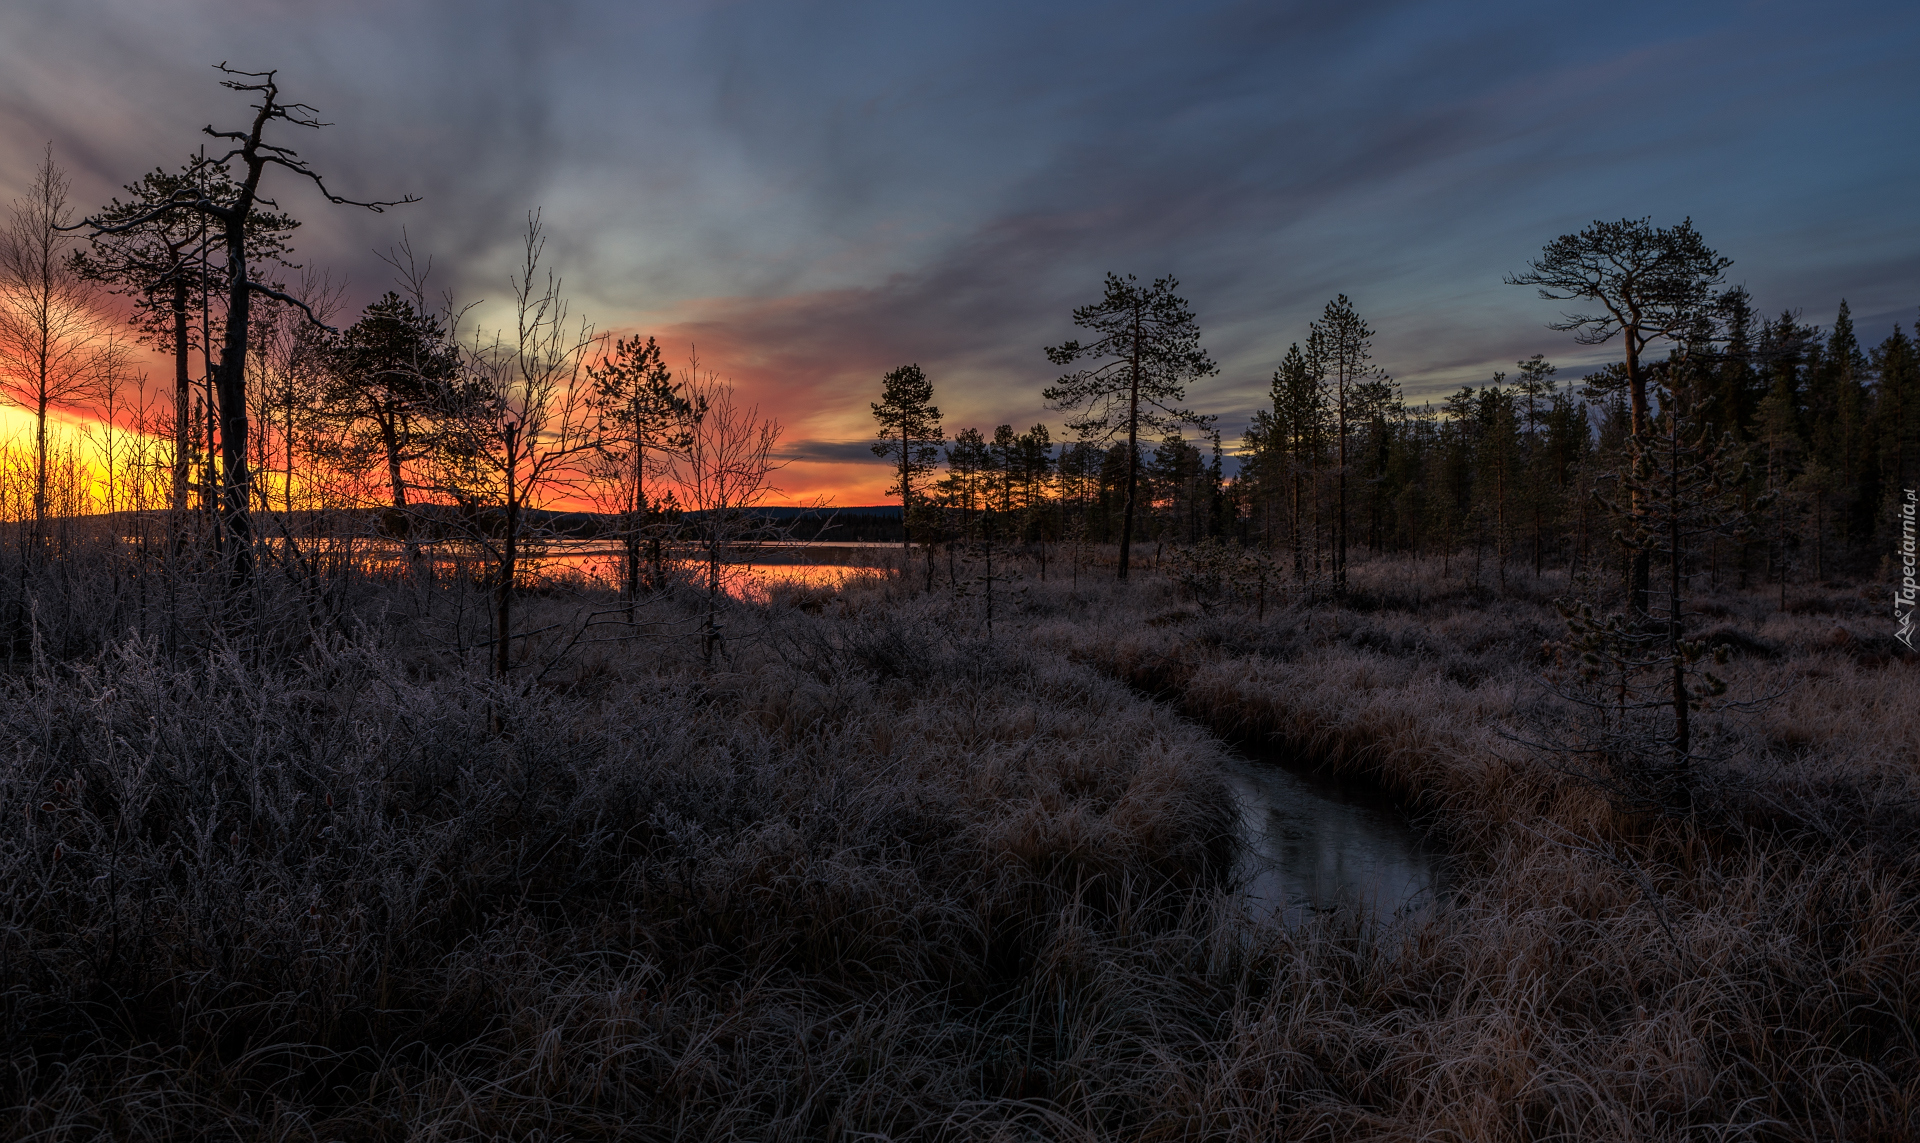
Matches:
[[380, 414, 408, 511], [1335, 372, 1348, 596], [172, 277, 190, 525], [216, 225, 254, 581], [497, 422, 518, 679], [630, 436, 645, 607], [1624, 334, 1651, 617], [1496, 464, 1508, 593], [1117, 319, 1141, 581], [1668, 422, 1690, 806], [34, 395, 47, 539], [900, 423, 912, 567]]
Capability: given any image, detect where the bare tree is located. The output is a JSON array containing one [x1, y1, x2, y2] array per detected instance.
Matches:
[[0, 148, 127, 539], [79, 342, 146, 520], [425, 214, 600, 678], [248, 272, 341, 558], [671, 356, 783, 663]]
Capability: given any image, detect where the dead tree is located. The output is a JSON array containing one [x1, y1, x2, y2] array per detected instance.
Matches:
[[66, 64, 414, 580], [423, 215, 600, 678], [671, 359, 783, 664]]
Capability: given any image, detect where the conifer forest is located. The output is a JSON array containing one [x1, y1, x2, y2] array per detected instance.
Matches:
[[1, 35, 1917, 1143]]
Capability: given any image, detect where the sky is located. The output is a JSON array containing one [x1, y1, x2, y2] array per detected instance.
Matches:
[[1, 0, 1916, 504]]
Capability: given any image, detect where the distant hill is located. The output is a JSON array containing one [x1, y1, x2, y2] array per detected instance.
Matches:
[[753, 505, 900, 520], [551, 504, 905, 542], [752, 506, 901, 542]]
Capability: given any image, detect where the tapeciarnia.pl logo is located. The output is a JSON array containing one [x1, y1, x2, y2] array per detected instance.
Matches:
[[1898, 488, 1917, 652]]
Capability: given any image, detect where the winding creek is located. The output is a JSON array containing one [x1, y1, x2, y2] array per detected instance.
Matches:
[[533, 540, 1446, 922], [1220, 752, 1443, 926]]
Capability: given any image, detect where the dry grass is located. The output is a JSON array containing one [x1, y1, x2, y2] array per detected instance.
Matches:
[[1033, 550, 1920, 1140], [1, 543, 1916, 1139]]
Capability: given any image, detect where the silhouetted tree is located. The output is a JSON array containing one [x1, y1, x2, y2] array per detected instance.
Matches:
[[1309, 295, 1396, 595], [1245, 341, 1329, 579], [1512, 354, 1558, 575], [989, 424, 1017, 514], [1869, 322, 1919, 535], [73, 158, 296, 528], [870, 363, 941, 563], [1509, 217, 1730, 614], [937, 426, 990, 590], [324, 292, 461, 531], [424, 216, 599, 678], [0, 149, 128, 539], [588, 333, 693, 603], [1044, 273, 1216, 580], [70, 65, 414, 579], [673, 362, 783, 664]]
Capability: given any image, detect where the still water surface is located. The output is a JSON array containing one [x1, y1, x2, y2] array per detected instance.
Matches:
[[1221, 754, 1442, 926]]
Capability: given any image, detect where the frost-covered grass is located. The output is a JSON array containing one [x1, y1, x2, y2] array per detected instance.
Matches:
[[1, 541, 1916, 1139]]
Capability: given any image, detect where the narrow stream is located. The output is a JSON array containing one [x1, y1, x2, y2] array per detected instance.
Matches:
[[1221, 754, 1442, 926]]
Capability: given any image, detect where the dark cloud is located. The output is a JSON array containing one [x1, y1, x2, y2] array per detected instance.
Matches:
[[779, 440, 890, 465]]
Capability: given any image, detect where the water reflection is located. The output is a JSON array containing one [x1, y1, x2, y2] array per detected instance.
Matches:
[[326, 538, 895, 601], [516, 550, 890, 601], [725, 563, 889, 600], [1222, 755, 1441, 926]]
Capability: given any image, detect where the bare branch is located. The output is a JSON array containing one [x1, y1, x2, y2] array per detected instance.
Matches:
[[246, 281, 336, 332]]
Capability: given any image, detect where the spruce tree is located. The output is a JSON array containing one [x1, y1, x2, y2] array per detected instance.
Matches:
[[1246, 341, 1328, 579], [1869, 323, 1919, 538], [1513, 354, 1558, 575], [1473, 377, 1521, 592], [1812, 300, 1869, 556]]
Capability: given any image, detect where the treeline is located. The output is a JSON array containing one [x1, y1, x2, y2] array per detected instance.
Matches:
[[1233, 290, 1920, 591], [881, 252, 1919, 598]]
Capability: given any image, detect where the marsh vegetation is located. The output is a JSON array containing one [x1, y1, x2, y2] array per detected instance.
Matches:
[[1, 536, 1914, 1140]]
